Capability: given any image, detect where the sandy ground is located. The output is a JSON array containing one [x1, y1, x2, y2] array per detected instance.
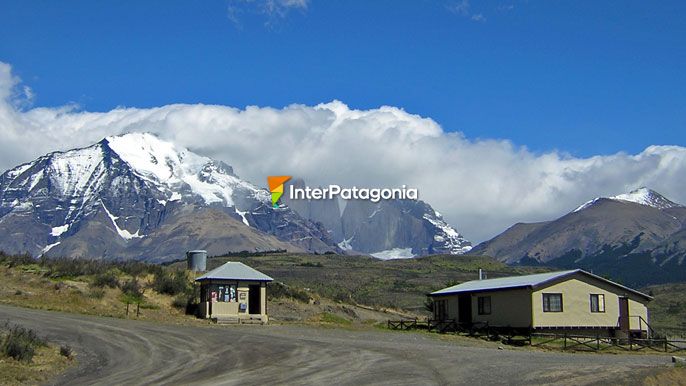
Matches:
[[0, 305, 678, 386]]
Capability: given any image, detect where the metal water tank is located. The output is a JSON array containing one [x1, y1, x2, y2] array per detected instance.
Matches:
[[186, 250, 207, 272]]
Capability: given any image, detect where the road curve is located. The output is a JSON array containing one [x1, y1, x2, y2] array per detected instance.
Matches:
[[0, 305, 673, 385]]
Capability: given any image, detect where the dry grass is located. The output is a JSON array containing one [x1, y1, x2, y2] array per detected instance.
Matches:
[[642, 366, 686, 385], [0, 341, 72, 386], [0, 265, 206, 326]]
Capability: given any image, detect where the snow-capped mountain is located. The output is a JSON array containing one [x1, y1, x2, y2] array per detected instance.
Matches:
[[282, 178, 472, 258], [472, 188, 686, 286], [574, 187, 681, 212], [0, 133, 335, 260]]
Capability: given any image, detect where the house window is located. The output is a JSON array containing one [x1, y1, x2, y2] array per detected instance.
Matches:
[[478, 296, 491, 315], [590, 294, 605, 313], [542, 293, 563, 312], [434, 299, 447, 320]]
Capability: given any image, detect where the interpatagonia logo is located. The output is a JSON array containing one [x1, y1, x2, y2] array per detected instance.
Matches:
[[267, 176, 292, 208], [267, 175, 418, 206]]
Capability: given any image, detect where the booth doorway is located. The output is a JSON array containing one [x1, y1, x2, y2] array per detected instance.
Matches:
[[249, 285, 261, 314]]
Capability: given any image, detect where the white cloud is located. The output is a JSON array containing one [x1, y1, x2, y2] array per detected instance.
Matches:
[[448, 0, 486, 22], [228, 0, 309, 28], [1, 61, 685, 243]]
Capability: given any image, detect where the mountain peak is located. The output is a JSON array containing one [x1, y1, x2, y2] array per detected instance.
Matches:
[[610, 187, 681, 210], [574, 187, 681, 213]]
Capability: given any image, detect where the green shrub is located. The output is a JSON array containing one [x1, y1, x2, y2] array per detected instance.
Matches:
[[121, 279, 144, 303], [1, 322, 47, 363], [91, 271, 119, 289], [152, 270, 190, 296], [0, 253, 35, 268], [299, 261, 324, 268], [172, 295, 188, 309], [59, 344, 73, 358]]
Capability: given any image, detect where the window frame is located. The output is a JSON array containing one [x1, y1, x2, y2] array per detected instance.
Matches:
[[477, 296, 492, 315], [542, 293, 563, 312], [590, 293, 605, 313]]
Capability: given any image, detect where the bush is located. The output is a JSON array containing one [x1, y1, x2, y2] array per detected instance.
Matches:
[[59, 344, 73, 358], [172, 295, 188, 309], [299, 261, 324, 268], [1, 322, 47, 363], [88, 288, 106, 299], [1, 253, 35, 268], [91, 271, 119, 289], [152, 270, 190, 296], [121, 279, 144, 303], [91, 271, 119, 288]]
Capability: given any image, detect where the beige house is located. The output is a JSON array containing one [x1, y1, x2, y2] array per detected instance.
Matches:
[[429, 269, 652, 337], [196, 262, 273, 324]]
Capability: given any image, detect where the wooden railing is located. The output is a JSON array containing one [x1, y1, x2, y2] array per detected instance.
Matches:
[[531, 333, 686, 352]]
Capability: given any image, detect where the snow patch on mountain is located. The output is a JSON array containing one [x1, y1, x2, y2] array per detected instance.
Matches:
[[611, 187, 681, 209], [100, 201, 144, 240], [106, 133, 267, 207], [574, 187, 682, 213], [423, 211, 472, 254], [337, 237, 354, 251], [41, 242, 60, 254], [371, 248, 415, 260], [51, 224, 69, 237]]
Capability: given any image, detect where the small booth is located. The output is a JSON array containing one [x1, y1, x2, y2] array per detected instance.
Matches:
[[195, 262, 273, 324]]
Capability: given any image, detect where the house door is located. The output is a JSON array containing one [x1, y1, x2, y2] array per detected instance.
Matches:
[[618, 297, 629, 332], [458, 294, 472, 325], [248, 285, 261, 315]]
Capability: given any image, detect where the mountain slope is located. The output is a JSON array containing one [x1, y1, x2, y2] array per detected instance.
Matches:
[[282, 179, 472, 258], [471, 188, 686, 286], [0, 133, 334, 260]]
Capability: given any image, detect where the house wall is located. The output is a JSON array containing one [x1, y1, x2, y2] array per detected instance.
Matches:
[[430, 295, 459, 320], [470, 288, 532, 328], [628, 298, 649, 331], [531, 274, 649, 331]]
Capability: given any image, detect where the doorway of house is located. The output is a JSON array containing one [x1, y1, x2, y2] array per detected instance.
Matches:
[[458, 294, 472, 326], [249, 285, 261, 314], [618, 296, 629, 332]]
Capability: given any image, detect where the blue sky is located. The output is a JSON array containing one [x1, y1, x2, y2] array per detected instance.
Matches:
[[1, 0, 685, 157]]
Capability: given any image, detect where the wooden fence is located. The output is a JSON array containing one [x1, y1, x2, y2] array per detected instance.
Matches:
[[387, 319, 686, 352], [531, 333, 686, 353]]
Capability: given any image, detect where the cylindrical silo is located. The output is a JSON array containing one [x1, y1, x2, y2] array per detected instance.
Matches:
[[186, 250, 207, 272]]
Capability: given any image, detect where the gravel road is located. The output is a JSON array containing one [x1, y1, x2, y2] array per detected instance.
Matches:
[[0, 305, 673, 385]]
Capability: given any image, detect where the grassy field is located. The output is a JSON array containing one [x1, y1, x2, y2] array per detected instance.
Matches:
[[642, 283, 686, 338], [175, 253, 547, 313], [1, 252, 685, 335]]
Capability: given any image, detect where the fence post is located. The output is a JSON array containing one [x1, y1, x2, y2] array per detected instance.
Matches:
[[596, 335, 600, 351], [564, 334, 567, 349], [136, 302, 140, 318], [126, 302, 129, 316]]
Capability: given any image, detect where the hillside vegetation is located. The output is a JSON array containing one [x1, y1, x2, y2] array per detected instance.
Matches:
[[1, 252, 685, 336], [179, 253, 548, 312]]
